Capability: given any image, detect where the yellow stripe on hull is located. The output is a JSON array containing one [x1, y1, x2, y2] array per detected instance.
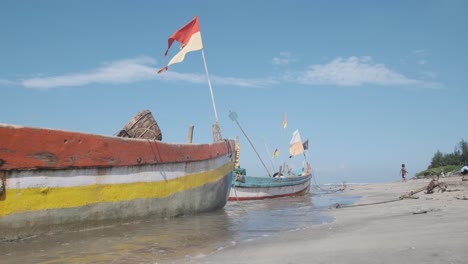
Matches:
[[1, 163, 233, 216]]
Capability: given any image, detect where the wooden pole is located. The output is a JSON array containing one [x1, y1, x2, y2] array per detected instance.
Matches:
[[229, 112, 271, 177], [201, 49, 222, 142], [201, 50, 219, 123], [263, 137, 277, 173], [187, 125, 194, 143]]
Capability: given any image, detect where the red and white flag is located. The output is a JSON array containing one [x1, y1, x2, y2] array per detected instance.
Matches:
[[158, 16, 204, 73]]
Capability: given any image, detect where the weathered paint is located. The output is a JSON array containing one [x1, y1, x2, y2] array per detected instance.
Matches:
[[0, 171, 233, 238], [228, 175, 312, 201], [0, 123, 235, 239], [1, 160, 232, 216], [0, 123, 233, 170], [5, 155, 231, 189]]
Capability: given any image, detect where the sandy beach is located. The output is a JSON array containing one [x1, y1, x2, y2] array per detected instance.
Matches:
[[186, 176, 468, 264]]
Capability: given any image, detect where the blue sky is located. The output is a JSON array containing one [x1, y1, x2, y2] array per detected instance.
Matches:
[[1, 1, 467, 184]]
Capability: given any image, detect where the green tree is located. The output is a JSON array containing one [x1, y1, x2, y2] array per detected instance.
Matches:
[[429, 139, 468, 169], [429, 150, 444, 168], [419, 139, 468, 177], [445, 152, 460, 166], [458, 139, 468, 165]]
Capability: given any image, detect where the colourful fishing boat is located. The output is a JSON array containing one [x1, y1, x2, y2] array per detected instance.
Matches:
[[229, 166, 312, 201], [1, 16, 238, 241], [227, 112, 313, 201], [0, 110, 235, 240]]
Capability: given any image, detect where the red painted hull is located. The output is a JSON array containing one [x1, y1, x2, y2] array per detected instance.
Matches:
[[0, 123, 235, 239], [0, 124, 234, 171]]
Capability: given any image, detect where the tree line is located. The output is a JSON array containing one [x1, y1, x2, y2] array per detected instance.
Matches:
[[429, 139, 468, 168]]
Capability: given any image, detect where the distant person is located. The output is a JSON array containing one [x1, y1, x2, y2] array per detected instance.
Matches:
[[461, 165, 468, 175], [400, 164, 408, 182]]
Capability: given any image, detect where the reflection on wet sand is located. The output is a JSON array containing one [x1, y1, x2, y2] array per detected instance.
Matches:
[[1, 192, 353, 263]]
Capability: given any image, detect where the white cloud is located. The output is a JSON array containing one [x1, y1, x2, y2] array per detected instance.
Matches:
[[402, 49, 430, 66], [14, 56, 276, 89], [272, 52, 295, 65], [213, 76, 278, 88], [157, 71, 207, 84], [21, 57, 158, 89], [2, 55, 441, 90], [160, 71, 277, 88], [285, 56, 439, 87]]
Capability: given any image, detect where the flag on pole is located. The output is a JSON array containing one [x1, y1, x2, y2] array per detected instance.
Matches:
[[289, 129, 305, 157], [302, 139, 309, 150], [283, 113, 287, 129], [273, 148, 279, 158], [158, 16, 204, 73]]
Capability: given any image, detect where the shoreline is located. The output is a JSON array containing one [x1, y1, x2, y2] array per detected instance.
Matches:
[[186, 176, 468, 264]]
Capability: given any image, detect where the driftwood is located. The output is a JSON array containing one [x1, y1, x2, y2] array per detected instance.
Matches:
[[400, 176, 447, 199]]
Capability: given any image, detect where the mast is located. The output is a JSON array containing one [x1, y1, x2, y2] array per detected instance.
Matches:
[[157, 16, 222, 142], [229, 111, 272, 177], [201, 49, 222, 142], [263, 137, 277, 173]]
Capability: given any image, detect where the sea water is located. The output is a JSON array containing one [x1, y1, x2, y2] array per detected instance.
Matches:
[[0, 187, 358, 263]]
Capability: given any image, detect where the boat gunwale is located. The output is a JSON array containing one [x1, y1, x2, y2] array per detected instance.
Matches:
[[232, 175, 312, 188], [0, 123, 235, 171]]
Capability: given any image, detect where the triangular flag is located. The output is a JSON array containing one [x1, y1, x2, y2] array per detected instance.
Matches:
[[283, 113, 287, 129], [289, 129, 304, 157], [158, 16, 203, 73], [273, 148, 279, 158]]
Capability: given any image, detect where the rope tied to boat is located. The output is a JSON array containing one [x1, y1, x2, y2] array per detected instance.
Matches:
[[224, 139, 233, 159], [334, 198, 402, 209]]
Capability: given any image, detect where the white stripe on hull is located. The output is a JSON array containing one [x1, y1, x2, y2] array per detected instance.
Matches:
[[229, 180, 311, 200], [7, 155, 231, 189], [0, 172, 233, 240]]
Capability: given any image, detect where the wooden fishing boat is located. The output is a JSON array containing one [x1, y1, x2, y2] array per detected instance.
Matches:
[[0, 111, 235, 240], [227, 111, 312, 201], [0, 16, 240, 240], [229, 166, 312, 201]]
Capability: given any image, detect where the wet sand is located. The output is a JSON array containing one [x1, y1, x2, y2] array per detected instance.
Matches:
[[187, 176, 468, 264]]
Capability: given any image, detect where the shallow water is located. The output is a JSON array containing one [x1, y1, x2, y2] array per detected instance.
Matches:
[[1, 188, 358, 263]]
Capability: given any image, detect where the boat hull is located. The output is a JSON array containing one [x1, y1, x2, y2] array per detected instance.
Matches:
[[0, 124, 235, 239], [228, 175, 312, 201]]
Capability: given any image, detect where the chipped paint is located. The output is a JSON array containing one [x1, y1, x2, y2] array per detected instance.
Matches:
[[0, 123, 235, 238]]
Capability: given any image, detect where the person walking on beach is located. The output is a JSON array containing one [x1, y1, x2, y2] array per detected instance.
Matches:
[[400, 164, 408, 182]]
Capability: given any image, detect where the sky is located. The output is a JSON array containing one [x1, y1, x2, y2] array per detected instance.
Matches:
[[1, 1, 467, 184]]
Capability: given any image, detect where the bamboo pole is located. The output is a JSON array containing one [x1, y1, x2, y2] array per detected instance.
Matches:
[[229, 111, 271, 177], [187, 125, 194, 143], [201, 50, 218, 123]]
